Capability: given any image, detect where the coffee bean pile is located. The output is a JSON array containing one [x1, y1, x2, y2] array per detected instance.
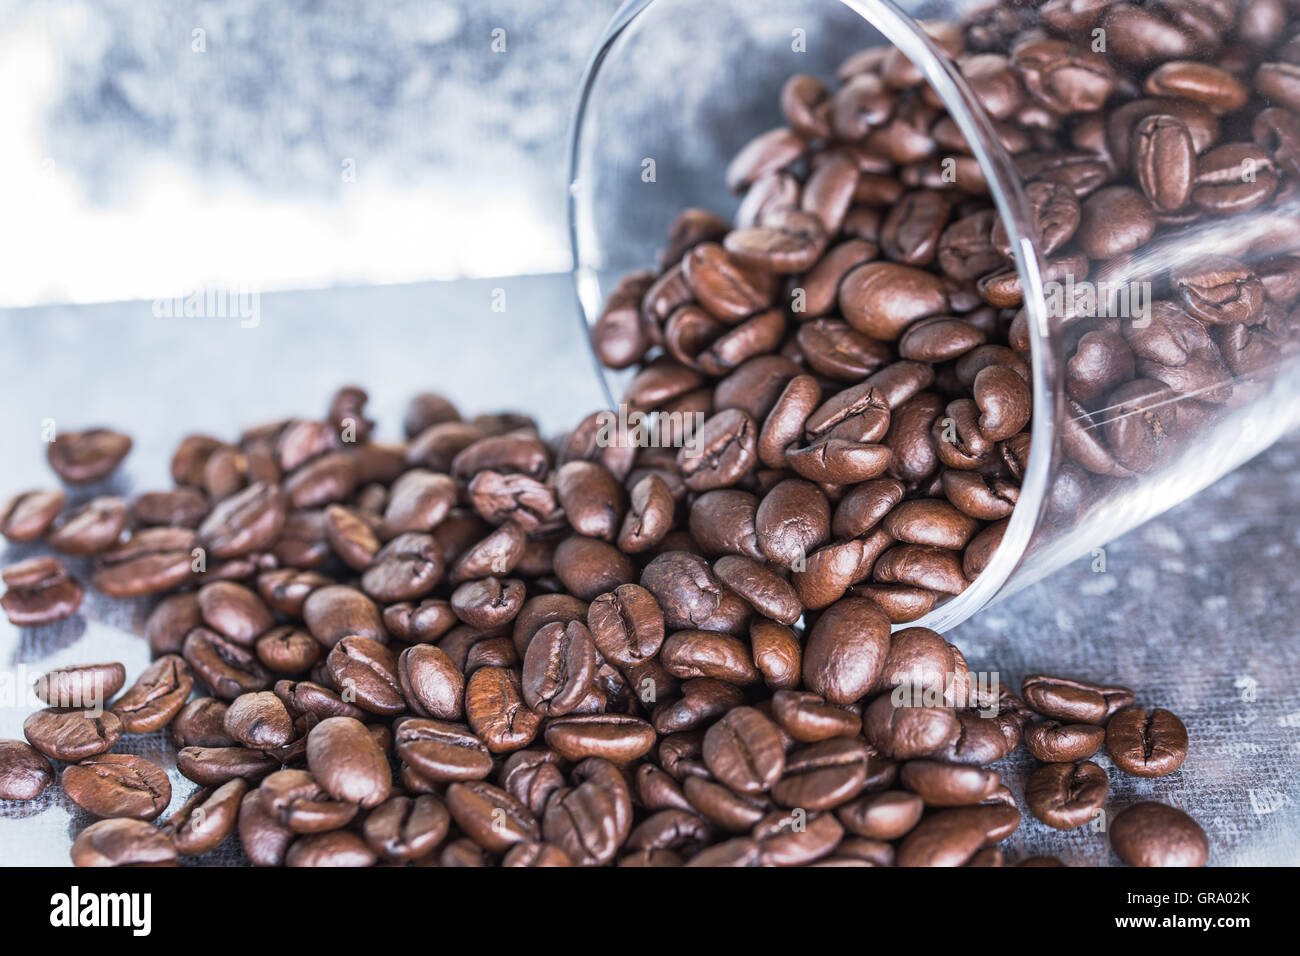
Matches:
[[593, 0, 1300, 603], [2, 382, 1201, 866]]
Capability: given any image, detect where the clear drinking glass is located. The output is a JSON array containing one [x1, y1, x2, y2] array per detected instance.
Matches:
[[568, 0, 1300, 632]]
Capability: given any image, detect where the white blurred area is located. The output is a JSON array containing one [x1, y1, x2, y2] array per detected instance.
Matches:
[[0, 0, 600, 308]]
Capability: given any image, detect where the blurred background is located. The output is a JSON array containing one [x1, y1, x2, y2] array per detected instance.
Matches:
[[1, 0, 626, 308]]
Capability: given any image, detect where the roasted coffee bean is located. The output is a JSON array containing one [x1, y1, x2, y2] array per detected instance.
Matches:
[[197, 581, 273, 647], [700, 706, 786, 793], [362, 532, 444, 604], [325, 636, 403, 716], [237, 787, 292, 866], [0, 739, 56, 800], [754, 808, 845, 866], [23, 707, 121, 762], [652, 678, 744, 734], [1024, 720, 1106, 762], [47, 497, 128, 556], [901, 760, 1000, 806], [1110, 802, 1208, 867], [446, 780, 539, 853], [1022, 674, 1134, 724], [1098, 379, 1179, 473], [552, 534, 636, 601], [586, 584, 665, 669], [465, 667, 541, 753], [177, 746, 279, 786], [660, 629, 760, 684], [0, 489, 65, 542], [712, 555, 801, 626], [393, 717, 491, 782], [305, 716, 391, 808], [285, 830, 376, 867], [896, 805, 1002, 867], [183, 630, 270, 702], [772, 737, 870, 809], [404, 392, 461, 438], [172, 698, 235, 748], [131, 487, 209, 529], [397, 644, 464, 720], [165, 778, 247, 856], [302, 585, 385, 648], [223, 691, 295, 749], [802, 597, 891, 705], [2, 556, 84, 626], [689, 490, 763, 559], [840, 262, 949, 341], [48, 428, 132, 484], [1170, 256, 1265, 326], [197, 482, 288, 559], [362, 794, 449, 863], [257, 768, 359, 834], [1026, 760, 1109, 830], [253, 625, 320, 674], [641, 551, 750, 635], [63, 754, 171, 821], [71, 818, 177, 868], [110, 655, 195, 732], [837, 790, 924, 840], [865, 695, 960, 760], [521, 620, 597, 716], [545, 714, 657, 763], [724, 209, 828, 274], [1106, 706, 1189, 777]]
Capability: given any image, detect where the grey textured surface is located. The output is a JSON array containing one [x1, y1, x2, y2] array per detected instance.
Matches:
[[2, 275, 1298, 866]]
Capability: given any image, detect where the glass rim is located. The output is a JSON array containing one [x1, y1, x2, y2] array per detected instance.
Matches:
[[566, 0, 1063, 633]]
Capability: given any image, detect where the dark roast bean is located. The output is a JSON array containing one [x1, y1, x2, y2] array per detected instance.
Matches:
[[184, 630, 270, 702], [2, 556, 84, 626], [94, 528, 198, 600], [172, 698, 235, 748], [223, 690, 294, 749], [0, 739, 56, 800], [48, 428, 132, 484], [1105, 706, 1189, 777], [1023, 720, 1106, 762], [325, 636, 403, 716], [70, 818, 177, 868], [1110, 802, 1208, 867], [306, 716, 392, 808], [522, 620, 598, 716], [837, 790, 924, 840], [397, 644, 464, 720], [771, 738, 870, 810], [362, 794, 449, 863], [111, 655, 195, 732], [62, 754, 171, 821], [177, 747, 279, 786], [0, 488, 64, 542], [47, 497, 128, 556], [545, 714, 657, 763], [1025, 760, 1109, 830], [165, 778, 247, 856], [465, 667, 542, 753], [1022, 674, 1134, 724]]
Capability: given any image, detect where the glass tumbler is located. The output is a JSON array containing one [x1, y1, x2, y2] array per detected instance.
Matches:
[[568, 0, 1300, 633]]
